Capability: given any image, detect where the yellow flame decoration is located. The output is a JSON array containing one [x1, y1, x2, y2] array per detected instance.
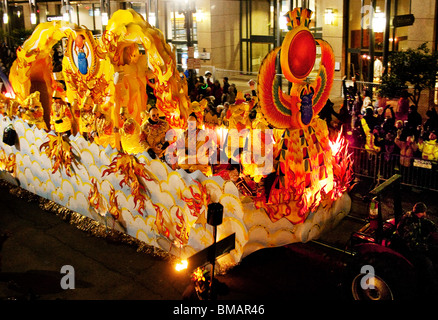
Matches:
[[9, 9, 190, 148], [88, 177, 103, 212], [39, 133, 75, 177], [0, 148, 16, 174], [102, 152, 155, 216], [108, 186, 121, 220]]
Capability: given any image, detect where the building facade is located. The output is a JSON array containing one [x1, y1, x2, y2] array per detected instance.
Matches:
[[1, 0, 437, 106]]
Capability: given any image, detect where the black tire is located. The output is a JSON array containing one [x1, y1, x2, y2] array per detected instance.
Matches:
[[346, 243, 418, 300]]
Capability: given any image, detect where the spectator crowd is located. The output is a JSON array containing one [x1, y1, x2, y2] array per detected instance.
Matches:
[[319, 76, 438, 171], [185, 71, 438, 173], [3, 41, 438, 177], [185, 71, 259, 131]]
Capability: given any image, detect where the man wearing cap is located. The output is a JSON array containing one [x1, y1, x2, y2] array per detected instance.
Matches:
[[395, 202, 438, 295], [50, 91, 73, 136]]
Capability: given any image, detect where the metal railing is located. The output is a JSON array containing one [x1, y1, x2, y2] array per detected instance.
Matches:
[[349, 146, 438, 192]]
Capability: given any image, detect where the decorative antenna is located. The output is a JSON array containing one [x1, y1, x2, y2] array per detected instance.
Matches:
[[284, 8, 313, 30]]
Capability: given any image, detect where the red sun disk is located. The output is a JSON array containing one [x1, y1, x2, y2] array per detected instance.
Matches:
[[75, 35, 85, 49], [288, 30, 316, 79]]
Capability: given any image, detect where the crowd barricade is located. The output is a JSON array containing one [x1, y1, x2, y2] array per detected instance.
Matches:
[[349, 146, 438, 191]]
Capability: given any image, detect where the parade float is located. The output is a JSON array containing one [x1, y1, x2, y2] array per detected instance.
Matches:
[[0, 8, 352, 272]]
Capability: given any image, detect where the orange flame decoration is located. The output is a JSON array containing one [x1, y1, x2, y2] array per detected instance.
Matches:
[[147, 61, 188, 129], [88, 178, 102, 211], [100, 31, 123, 65], [153, 202, 191, 246], [39, 133, 75, 177], [108, 186, 121, 220], [175, 207, 189, 246], [180, 180, 210, 220], [102, 152, 154, 216], [0, 148, 16, 174], [254, 166, 309, 224], [253, 130, 353, 224], [327, 130, 355, 200], [102, 9, 190, 130], [153, 203, 170, 239]]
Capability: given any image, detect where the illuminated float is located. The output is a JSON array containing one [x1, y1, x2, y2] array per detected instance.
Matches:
[[0, 8, 352, 271]]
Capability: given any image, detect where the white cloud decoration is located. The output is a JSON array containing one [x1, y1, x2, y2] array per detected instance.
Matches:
[[0, 116, 351, 271]]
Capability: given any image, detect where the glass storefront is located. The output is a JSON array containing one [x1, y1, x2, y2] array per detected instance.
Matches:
[[240, 0, 319, 74], [1, 0, 434, 92], [25, 2, 105, 34], [164, 1, 199, 70], [346, 0, 411, 85], [0, 0, 159, 36]]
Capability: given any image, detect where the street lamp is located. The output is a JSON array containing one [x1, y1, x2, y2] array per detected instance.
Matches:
[[2, 0, 9, 45], [61, 0, 71, 22], [100, 0, 110, 31], [368, 4, 389, 83], [179, 0, 195, 49], [324, 8, 336, 26], [30, 12, 36, 24], [179, 0, 196, 87], [147, 12, 156, 26], [29, 0, 37, 25], [382, 0, 392, 77], [101, 12, 108, 26], [367, 1, 376, 84]]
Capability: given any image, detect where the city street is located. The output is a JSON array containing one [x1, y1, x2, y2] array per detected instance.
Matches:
[[1, 2, 438, 318], [1, 175, 436, 304]]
